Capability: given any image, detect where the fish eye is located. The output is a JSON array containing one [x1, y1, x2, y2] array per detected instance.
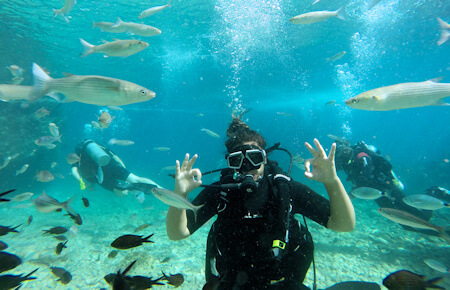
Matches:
[[140, 89, 147, 95], [352, 98, 359, 104]]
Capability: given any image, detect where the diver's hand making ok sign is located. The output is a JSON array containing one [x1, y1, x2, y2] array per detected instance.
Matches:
[[304, 138, 338, 185], [174, 153, 203, 197]]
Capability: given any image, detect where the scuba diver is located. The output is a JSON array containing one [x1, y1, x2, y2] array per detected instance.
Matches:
[[71, 140, 160, 197], [333, 137, 433, 222], [166, 113, 355, 289]]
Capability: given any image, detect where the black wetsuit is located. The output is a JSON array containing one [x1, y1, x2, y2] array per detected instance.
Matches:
[[74, 141, 130, 192], [336, 142, 432, 221], [186, 163, 331, 289]]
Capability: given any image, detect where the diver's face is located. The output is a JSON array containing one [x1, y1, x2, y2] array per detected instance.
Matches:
[[236, 141, 266, 180]]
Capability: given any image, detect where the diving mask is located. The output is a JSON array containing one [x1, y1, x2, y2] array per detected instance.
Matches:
[[226, 145, 266, 171]]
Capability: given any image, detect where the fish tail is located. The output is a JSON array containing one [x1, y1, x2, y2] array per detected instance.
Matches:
[[336, 7, 346, 20], [63, 195, 77, 216], [437, 17, 449, 30], [30, 63, 52, 102], [438, 29, 450, 46], [438, 226, 450, 243], [23, 268, 39, 280], [193, 204, 204, 223], [168, 0, 172, 6], [56, 134, 63, 143], [143, 233, 154, 243], [79, 38, 94, 58], [425, 276, 445, 289], [52, 8, 61, 19]]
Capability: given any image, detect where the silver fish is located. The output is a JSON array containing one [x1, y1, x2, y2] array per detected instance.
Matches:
[[290, 7, 346, 25], [15, 164, 29, 176], [33, 191, 76, 216], [79, 38, 149, 58], [92, 20, 127, 33], [53, 0, 76, 22], [138, 0, 171, 19], [114, 19, 161, 37], [424, 259, 450, 274], [151, 188, 203, 221], [326, 51, 346, 62], [403, 194, 449, 210], [6, 65, 24, 78], [345, 78, 450, 111], [350, 187, 388, 200], [377, 208, 449, 238], [201, 128, 220, 138], [11, 192, 34, 202], [31, 63, 156, 106]]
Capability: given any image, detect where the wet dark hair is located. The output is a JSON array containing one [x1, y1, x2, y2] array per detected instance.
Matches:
[[225, 110, 266, 153]]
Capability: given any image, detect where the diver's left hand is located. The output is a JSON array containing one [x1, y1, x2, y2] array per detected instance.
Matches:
[[304, 138, 338, 185]]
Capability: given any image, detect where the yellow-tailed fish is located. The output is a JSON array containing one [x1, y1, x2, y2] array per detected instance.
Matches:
[[345, 77, 450, 111], [31, 63, 155, 106]]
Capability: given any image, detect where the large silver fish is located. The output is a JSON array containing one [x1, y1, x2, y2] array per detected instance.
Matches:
[[151, 188, 203, 221], [32, 191, 77, 216], [345, 78, 450, 111], [377, 208, 449, 240], [31, 63, 156, 106]]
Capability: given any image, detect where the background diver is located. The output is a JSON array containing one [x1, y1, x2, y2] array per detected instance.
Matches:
[[166, 113, 355, 289], [332, 136, 435, 230], [71, 139, 160, 198]]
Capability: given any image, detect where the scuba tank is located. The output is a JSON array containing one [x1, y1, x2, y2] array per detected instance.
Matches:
[[85, 141, 110, 166]]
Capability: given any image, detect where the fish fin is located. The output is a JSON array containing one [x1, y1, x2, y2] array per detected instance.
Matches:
[[437, 18, 449, 29], [52, 8, 61, 19], [63, 195, 78, 216], [142, 234, 154, 243], [433, 99, 450, 106], [438, 29, 450, 46], [30, 63, 52, 102], [45, 92, 63, 102], [427, 76, 444, 83], [336, 7, 346, 21], [122, 260, 137, 276], [425, 276, 445, 289], [79, 38, 94, 58], [62, 72, 75, 77], [111, 17, 123, 28]]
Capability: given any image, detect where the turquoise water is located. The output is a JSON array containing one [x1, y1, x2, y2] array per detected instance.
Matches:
[[1, 0, 449, 289]]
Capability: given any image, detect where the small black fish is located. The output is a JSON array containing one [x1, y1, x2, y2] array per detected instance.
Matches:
[[111, 234, 154, 250], [0, 225, 21, 236], [27, 215, 33, 226], [383, 270, 444, 290], [42, 226, 68, 235], [51, 267, 72, 285], [82, 196, 89, 207], [0, 252, 22, 273], [108, 250, 118, 259], [127, 275, 165, 288], [162, 271, 184, 288], [203, 272, 227, 290], [55, 241, 68, 255], [66, 213, 82, 225], [0, 268, 38, 289], [0, 189, 15, 202], [0, 241, 8, 251], [112, 260, 137, 289], [53, 235, 68, 241]]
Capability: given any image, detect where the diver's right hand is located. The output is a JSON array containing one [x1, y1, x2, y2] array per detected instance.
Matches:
[[174, 153, 202, 197]]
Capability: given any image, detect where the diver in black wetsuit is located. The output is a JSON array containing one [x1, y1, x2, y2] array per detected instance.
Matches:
[[71, 140, 160, 196], [166, 113, 355, 289], [334, 140, 433, 222]]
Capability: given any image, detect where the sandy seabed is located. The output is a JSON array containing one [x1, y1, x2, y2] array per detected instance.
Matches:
[[0, 185, 449, 290]]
